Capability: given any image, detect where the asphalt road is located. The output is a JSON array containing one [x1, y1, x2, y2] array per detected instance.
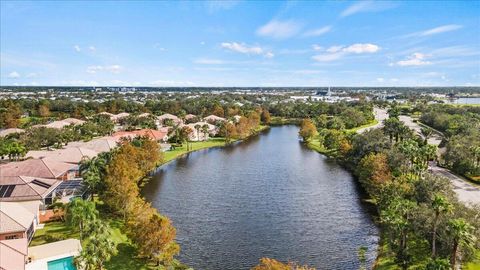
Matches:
[[398, 115, 479, 206], [356, 107, 388, 134]]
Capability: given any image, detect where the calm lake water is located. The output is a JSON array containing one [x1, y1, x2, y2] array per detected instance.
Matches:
[[143, 126, 379, 270], [449, 97, 480, 105]]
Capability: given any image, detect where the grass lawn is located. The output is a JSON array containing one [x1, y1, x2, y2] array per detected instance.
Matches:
[[346, 119, 379, 133], [30, 221, 79, 247], [163, 137, 227, 163]]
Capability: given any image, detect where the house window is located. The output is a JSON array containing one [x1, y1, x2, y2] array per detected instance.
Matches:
[[5, 235, 18, 240]]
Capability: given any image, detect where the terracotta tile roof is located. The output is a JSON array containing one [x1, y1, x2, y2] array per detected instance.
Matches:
[[0, 175, 61, 201], [0, 202, 34, 234], [184, 114, 197, 119], [0, 159, 77, 179], [26, 147, 98, 164]]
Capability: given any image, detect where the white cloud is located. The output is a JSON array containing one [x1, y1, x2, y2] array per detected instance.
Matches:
[[396, 53, 431, 66], [420, 24, 463, 36], [86, 65, 123, 74], [303, 26, 332, 37], [326, 45, 344, 53], [74, 45, 81, 52], [221, 42, 273, 58], [376, 77, 385, 82], [343, 43, 380, 53], [312, 53, 345, 62], [312, 44, 323, 51], [88, 46, 96, 52], [7, 71, 20, 78], [313, 43, 380, 62], [256, 20, 302, 39], [340, 1, 397, 17], [403, 24, 463, 38], [264, 52, 274, 58], [194, 58, 225, 65]]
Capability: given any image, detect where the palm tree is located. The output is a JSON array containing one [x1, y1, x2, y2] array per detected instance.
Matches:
[[448, 218, 476, 269], [202, 124, 210, 141], [76, 221, 116, 270], [194, 124, 201, 141], [67, 198, 99, 240], [431, 194, 453, 257]]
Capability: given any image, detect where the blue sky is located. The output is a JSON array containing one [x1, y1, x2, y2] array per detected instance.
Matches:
[[1, 1, 479, 87]]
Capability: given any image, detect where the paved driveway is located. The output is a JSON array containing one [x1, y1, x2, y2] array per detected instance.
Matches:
[[357, 108, 388, 134]]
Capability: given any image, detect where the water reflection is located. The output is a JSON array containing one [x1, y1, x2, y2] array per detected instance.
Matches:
[[142, 126, 378, 270]]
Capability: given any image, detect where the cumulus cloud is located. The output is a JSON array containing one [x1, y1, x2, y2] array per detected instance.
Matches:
[[313, 43, 380, 62], [326, 45, 344, 53], [303, 26, 332, 37], [256, 20, 302, 39], [88, 46, 96, 51], [343, 43, 380, 53], [7, 71, 20, 78], [86, 65, 123, 74], [396, 53, 431, 66], [74, 45, 81, 52], [221, 42, 273, 58]]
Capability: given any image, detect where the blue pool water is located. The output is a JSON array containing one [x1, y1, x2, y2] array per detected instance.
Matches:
[[47, 257, 76, 270]]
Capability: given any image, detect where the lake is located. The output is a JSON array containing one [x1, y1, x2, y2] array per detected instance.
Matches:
[[143, 126, 379, 270]]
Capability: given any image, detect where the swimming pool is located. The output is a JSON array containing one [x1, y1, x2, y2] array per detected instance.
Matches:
[[47, 256, 76, 270]]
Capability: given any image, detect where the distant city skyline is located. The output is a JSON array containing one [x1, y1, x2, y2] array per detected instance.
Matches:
[[1, 1, 479, 87]]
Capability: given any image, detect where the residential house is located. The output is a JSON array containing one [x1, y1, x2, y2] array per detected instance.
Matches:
[[66, 137, 118, 153], [185, 122, 217, 141], [25, 147, 98, 164], [157, 113, 182, 126], [0, 238, 28, 270], [112, 129, 168, 143], [32, 118, 85, 129], [0, 159, 79, 181], [0, 202, 35, 242], [203, 115, 226, 124]]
